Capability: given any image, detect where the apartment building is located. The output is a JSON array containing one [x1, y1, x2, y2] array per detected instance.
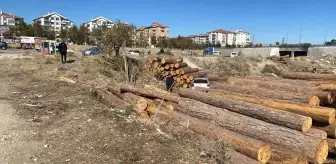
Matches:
[[235, 30, 250, 46], [83, 16, 114, 32], [33, 12, 74, 32], [0, 9, 24, 26], [188, 34, 208, 44], [136, 22, 169, 45], [208, 29, 236, 47]]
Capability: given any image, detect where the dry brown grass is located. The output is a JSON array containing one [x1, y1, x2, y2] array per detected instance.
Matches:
[[0, 52, 213, 163]]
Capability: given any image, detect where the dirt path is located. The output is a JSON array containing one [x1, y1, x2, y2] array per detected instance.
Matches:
[[0, 81, 44, 164], [183, 57, 202, 69]]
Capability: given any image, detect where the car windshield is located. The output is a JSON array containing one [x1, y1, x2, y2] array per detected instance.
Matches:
[[193, 79, 208, 83]]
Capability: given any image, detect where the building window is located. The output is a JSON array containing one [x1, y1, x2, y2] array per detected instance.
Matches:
[[56, 18, 59, 21], [161, 30, 164, 32]]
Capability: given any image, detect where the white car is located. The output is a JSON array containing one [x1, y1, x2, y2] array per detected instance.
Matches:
[[191, 78, 210, 89], [128, 50, 141, 55]]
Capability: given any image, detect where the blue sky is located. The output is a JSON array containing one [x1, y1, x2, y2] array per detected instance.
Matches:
[[2, 0, 334, 44]]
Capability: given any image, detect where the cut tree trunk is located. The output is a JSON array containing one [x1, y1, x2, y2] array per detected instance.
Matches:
[[226, 77, 336, 105], [149, 107, 271, 163], [178, 88, 312, 132], [282, 72, 336, 81], [121, 92, 150, 118], [91, 88, 130, 109], [206, 73, 220, 81], [174, 62, 188, 69], [119, 84, 180, 103], [268, 146, 307, 164], [175, 99, 328, 164], [306, 128, 327, 139], [211, 83, 320, 106], [161, 57, 183, 64], [107, 86, 124, 100], [185, 72, 207, 81], [208, 90, 335, 124], [225, 150, 260, 164], [176, 67, 199, 75], [314, 123, 336, 138]]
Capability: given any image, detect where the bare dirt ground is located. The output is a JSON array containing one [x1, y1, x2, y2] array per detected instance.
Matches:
[[0, 52, 223, 164]]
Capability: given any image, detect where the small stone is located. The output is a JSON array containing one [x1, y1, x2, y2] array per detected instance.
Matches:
[[66, 159, 70, 162], [44, 144, 49, 148], [73, 117, 79, 120], [79, 101, 83, 104], [87, 119, 92, 123]]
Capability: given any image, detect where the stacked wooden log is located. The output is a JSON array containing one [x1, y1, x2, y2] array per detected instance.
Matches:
[[146, 57, 219, 88], [91, 82, 333, 164]]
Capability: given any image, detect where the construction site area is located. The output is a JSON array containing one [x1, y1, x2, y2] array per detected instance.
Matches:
[[1, 47, 336, 164]]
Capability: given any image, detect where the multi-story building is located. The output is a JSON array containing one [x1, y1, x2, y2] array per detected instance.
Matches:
[[0, 9, 24, 26], [136, 22, 169, 45], [208, 29, 236, 47], [188, 34, 208, 44], [83, 16, 114, 32], [235, 30, 250, 46], [33, 12, 74, 32]]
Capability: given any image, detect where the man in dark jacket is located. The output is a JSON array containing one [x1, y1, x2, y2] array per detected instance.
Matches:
[[165, 76, 175, 92], [58, 41, 67, 64]]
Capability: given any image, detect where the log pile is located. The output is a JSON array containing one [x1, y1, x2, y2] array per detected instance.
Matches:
[[146, 57, 218, 88], [91, 78, 336, 164]]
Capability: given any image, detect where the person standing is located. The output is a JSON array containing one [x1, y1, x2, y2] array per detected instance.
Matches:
[[58, 41, 67, 64], [165, 76, 175, 92]]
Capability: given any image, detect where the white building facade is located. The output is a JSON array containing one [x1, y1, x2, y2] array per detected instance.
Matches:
[[208, 29, 227, 47], [33, 12, 74, 32], [0, 9, 23, 26], [83, 16, 114, 32], [188, 34, 208, 44], [235, 30, 250, 46]]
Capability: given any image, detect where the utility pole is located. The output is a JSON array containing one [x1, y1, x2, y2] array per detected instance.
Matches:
[[324, 26, 328, 43], [299, 23, 302, 44], [286, 32, 288, 44], [54, 16, 57, 55]]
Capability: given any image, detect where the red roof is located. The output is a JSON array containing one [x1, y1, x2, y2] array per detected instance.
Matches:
[[211, 29, 234, 34], [2, 12, 23, 19], [150, 22, 168, 28]]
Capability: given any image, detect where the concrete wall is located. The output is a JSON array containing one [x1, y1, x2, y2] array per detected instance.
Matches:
[[216, 47, 279, 57], [308, 47, 336, 56]]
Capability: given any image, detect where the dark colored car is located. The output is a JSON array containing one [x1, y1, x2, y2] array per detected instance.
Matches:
[[0, 41, 7, 50], [82, 47, 103, 56]]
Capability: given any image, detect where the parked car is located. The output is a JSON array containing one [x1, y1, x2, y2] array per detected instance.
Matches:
[[82, 47, 103, 56], [0, 41, 7, 50], [128, 50, 141, 55], [190, 78, 210, 89]]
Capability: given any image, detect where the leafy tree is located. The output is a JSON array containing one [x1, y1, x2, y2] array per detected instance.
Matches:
[[78, 25, 90, 44], [101, 20, 136, 56], [331, 39, 336, 45], [68, 26, 79, 44], [276, 42, 280, 46], [59, 29, 68, 41], [150, 36, 157, 45], [136, 35, 149, 48]]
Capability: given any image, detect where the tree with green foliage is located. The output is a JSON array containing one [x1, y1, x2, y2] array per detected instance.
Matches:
[[136, 35, 149, 48], [331, 39, 336, 45], [150, 36, 157, 46], [78, 25, 90, 44], [101, 20, 136, 56], [68, 26, 79, 44], [276, 42, 280, 46], [59, 29, 68, 41]]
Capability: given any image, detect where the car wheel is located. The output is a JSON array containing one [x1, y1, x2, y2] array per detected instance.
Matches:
[[1, 47, 5, 50], [90, 52, 94, 55]]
